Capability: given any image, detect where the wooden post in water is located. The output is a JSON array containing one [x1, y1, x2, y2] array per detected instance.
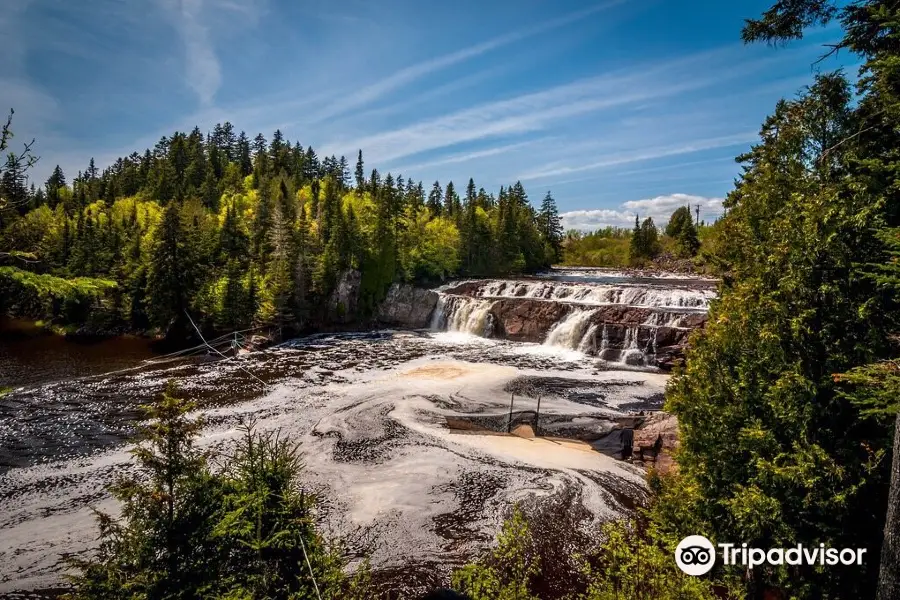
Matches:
[[534, 395, 542, 436], [507, 393, 515, 433]]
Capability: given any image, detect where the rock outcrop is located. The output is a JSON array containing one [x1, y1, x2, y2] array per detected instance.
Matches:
[[628, 411, 679, 474], [377, 283, 439, 328], [328, 270, 361, 323], [489, 299, 570, 342]]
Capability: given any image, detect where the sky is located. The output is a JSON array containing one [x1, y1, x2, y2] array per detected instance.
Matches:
[[1, 0, 851, 230]]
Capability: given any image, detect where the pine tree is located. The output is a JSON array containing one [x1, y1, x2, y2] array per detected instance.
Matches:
[[427, 181, 443, 216], [355, 149, 365, 192], [538, 191, 563, 264], [146, 201, 197, 327], [220, 258, 248, 330], [665, 206, 699, 257], [266, 200, 295, 330], [1, 152, 28, 210], [444, 181, 460, 219], [338, 155, 349, 189], [45, 165, 66, 208], [237, 131, 252, 177]]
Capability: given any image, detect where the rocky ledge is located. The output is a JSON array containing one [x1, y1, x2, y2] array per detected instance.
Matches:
[[377, 283, 440, 328], [486, 298, 707, 369]]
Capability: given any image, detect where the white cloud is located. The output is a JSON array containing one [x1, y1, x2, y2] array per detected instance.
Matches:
[[560, 193, 724, 231]]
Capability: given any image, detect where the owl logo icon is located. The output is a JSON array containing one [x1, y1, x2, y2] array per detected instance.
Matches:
[[675, 535, 716, 576]]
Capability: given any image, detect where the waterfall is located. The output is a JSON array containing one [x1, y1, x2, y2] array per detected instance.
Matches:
[[620, 326, 645, 366], [577, 324, 599, 354], [544, 309, 598, 350], [426, 271, 714, 368], [461, 280, 714, 309], [433, 295, 496, 337], [430, 295, 448, 330]]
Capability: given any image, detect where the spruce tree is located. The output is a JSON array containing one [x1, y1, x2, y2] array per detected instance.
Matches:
[[355, 149, 365, 192], [427, 181, 443, 216], [665, 206, 699, 257], [538, 191, 563, 264], [146, 201, 197, 327], [45, 165, 66, 208]]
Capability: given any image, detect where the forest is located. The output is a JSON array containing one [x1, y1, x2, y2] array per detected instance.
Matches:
[[0, 123, 566, 335], [3, 0, 900, 599]]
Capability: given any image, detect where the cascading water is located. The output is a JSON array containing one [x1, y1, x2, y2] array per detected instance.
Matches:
[[544, 309, 598, 350], [468, 279, 714, 309], [429, 271, 714, 368], [433, 295, 496, 337]]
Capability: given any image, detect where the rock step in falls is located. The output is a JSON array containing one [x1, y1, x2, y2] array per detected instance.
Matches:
[[428, 277, 713, 369]]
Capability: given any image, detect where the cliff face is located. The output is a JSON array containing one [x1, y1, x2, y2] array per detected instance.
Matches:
[[377, 283, 439, 328]]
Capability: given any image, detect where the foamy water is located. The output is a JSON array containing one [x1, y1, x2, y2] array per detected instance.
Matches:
[[0, 332, 660, 594]]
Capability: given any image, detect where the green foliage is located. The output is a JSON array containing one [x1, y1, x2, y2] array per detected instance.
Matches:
[[452, 507, 540, 600], [656, 62, 899, 600], [629, 216, 661, 265], [561, 227, 631, 267], [580, 520, 722, 600], [2, 124, 561, 330], [0, 266, 117, 324], [66, 383, 373, 600], [665, 206, 700, 258]]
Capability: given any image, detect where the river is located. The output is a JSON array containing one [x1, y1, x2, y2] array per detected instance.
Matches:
[[0, 269, 716, 597]]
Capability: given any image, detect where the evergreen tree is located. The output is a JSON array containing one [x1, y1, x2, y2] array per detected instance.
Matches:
[[427, 181, 443, 216], [444, 181, 460, 219], [146, 202, 197, 327], [237, 131, 252, 177], [355, 149, 365, 192], [1, 152, 28, 210], [537, 191, 563, 264], [665, 206, 700, 257], [45, 165, 66, 208]]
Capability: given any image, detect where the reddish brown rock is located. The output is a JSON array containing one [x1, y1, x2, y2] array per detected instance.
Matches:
[[631, 412, 679, 474], [489, 299, 571, 342]]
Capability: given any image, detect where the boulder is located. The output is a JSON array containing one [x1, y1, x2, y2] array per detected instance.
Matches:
[[377, 283, 439, 328]]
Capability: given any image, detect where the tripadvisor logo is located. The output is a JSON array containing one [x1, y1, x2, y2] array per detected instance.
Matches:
[[675, 535, 716, 576], [675, 536, 868, 576]]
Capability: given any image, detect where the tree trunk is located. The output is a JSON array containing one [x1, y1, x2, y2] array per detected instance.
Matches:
[[877, 412, 900, 600]]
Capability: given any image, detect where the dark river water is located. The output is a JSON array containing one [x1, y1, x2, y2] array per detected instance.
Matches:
[[0, 319, 161, 390]]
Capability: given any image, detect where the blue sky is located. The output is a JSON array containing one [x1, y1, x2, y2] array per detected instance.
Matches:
[[2, 0, 849, 230]]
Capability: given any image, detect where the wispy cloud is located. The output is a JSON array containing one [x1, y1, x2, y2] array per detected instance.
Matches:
[[318, 44, 774, 165], [308, 0, 623, 122], [160, 0, 222, 106], [389, 139, 545, 174], [560, 193, 724, 231], [518, 132, 757, 181]]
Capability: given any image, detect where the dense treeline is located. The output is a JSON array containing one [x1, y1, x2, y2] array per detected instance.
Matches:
[[0, 126, 564, 333], [464, 1, 900, 599], [561, 207, 709, 269]]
